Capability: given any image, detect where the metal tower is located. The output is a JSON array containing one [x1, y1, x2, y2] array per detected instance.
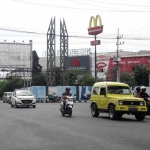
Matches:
[[60, 19, 68, 86], [47, 17, 56, 86]]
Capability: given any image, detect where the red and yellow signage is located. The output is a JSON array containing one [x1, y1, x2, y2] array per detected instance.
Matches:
[[91, 40, 101, 46], [88, 15, 103, 35]]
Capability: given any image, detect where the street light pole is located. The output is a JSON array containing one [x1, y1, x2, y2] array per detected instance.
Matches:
[[95, 35, 97, 79]]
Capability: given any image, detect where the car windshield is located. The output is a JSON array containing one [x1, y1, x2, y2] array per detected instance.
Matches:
[[107, 86, 132, 94], [16, 91, 33, 96]]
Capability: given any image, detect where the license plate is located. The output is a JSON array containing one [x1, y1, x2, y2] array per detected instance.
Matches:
[[128, 107, 138, 111]]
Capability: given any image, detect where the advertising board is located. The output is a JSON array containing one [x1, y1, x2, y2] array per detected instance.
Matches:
[[106, 56, 150, 80], [67, 56, 91, 72], [0, 42, 31, 68]]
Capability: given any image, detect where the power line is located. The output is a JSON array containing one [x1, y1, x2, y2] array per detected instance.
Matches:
[[83, 0, 150, 8], [1, 27, 150, 41], [128, 22, 150, 35], [66, 0, 148, 12], [9, 0, 150, 12], [65, 0, 132, 11]]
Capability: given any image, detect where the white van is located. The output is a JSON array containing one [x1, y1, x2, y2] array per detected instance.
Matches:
[[3, 92, 13, 103]]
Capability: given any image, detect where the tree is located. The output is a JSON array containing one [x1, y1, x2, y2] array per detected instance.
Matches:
[[107, 67, 117, 81], [32, 73, 46, 86], [0, 77, 24, 97], [68, 70, 82, 85], [68, 70, 104, 86], [120, 72, 136, 86], [134, 65, 149, 86]]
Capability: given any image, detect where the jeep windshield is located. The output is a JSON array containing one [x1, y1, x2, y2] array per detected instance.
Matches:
[[107, 86, 132, 94]]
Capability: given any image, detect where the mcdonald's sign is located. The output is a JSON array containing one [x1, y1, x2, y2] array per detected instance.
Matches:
[[88, 15, 103, 35]]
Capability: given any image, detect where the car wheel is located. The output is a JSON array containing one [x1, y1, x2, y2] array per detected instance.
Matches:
[[108, 105, 119, 120], [15, 102, 18, 108], [3, 101, 5, 103], [33, 106, 36, 108], [91, 104, 99, 117], [135, 113, 145, 121], [11, 102, 14, 107]]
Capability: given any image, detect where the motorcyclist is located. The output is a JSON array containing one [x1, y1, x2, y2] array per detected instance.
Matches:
[[134, 86, 141, 97], [139, 86, 149, 100], [139, 86, 150, 115], [62, 86, 72, 111]]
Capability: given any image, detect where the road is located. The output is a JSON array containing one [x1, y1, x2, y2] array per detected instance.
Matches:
[[0, 101, 150, 150]]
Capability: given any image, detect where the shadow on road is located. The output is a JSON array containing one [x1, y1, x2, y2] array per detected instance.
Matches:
[[98, 116, 148, 122]]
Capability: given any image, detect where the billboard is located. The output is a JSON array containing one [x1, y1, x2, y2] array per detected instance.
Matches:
[[0, 42, 31, 68], [67, 56, 91, 72], [106, 56, 150, 80], [91, 54, 110, 79]]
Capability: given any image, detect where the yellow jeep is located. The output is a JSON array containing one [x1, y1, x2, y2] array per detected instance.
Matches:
[[90, 82, 147, 121]]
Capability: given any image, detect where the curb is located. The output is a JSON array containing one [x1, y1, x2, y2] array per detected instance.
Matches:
[[36, 101, 90, 103], [74, 101, 90, 103]]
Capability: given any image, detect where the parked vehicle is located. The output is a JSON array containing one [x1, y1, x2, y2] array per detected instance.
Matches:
[[60, 96, 74, 117], [3, 92, 13, 103], [90, 82, 147, 121], [10, 90, 36, 108], [46, 93, 56, 103]]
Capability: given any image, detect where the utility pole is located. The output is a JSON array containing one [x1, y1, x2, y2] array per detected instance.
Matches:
[[29, 40, 32, 91], [116, 28, 124, 82]]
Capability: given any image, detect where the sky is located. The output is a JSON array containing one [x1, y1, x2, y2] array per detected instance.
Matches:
[[0, 0, 150, 57]]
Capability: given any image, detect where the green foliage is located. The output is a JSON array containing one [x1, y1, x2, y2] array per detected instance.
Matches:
[[107, 67, 117, 81], [68, 70, 104, 86], [0, 78, 24, 96], [32, 73, 46, 86], [120, 72, 136, 86], [134, 65, 149, 86]]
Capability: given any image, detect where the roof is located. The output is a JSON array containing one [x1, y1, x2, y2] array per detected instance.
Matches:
[[91, 50, 150, 58], [94, 81, 128, 86]]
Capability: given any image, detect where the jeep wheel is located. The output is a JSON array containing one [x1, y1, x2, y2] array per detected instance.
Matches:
[[91, 104, 99, 117], [135, 113, 145, 121], [108, 105, 119, 120]]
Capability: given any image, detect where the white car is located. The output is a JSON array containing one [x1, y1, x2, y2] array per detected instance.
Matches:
[[10, 90, 36, 108], [3, 92, 13, 103]]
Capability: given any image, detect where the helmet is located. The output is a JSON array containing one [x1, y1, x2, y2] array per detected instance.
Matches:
[[140, 86, 146, 90], [136, 86, 140, 92], [66, 86, 70, 91]]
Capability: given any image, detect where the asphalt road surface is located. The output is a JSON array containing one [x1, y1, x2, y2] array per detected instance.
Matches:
[[0, 101, 150, 150]]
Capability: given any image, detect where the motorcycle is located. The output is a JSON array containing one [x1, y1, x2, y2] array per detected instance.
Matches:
[[60, 96, 74, 117], [144, 97, 150, 115]]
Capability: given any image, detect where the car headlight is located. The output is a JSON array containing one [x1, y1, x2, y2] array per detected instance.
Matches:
[[17, 98, 22, 101], [119, 100, 123, 105], [140, 101, 144, 106], [32, 99, 36, 102]]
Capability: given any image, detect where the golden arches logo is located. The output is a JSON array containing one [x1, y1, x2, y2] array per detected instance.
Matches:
[[88, 15, 103, 35]]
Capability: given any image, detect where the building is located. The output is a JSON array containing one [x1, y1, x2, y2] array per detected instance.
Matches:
[[39, 49, 150, 83], [0, 42, 42, 83]]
